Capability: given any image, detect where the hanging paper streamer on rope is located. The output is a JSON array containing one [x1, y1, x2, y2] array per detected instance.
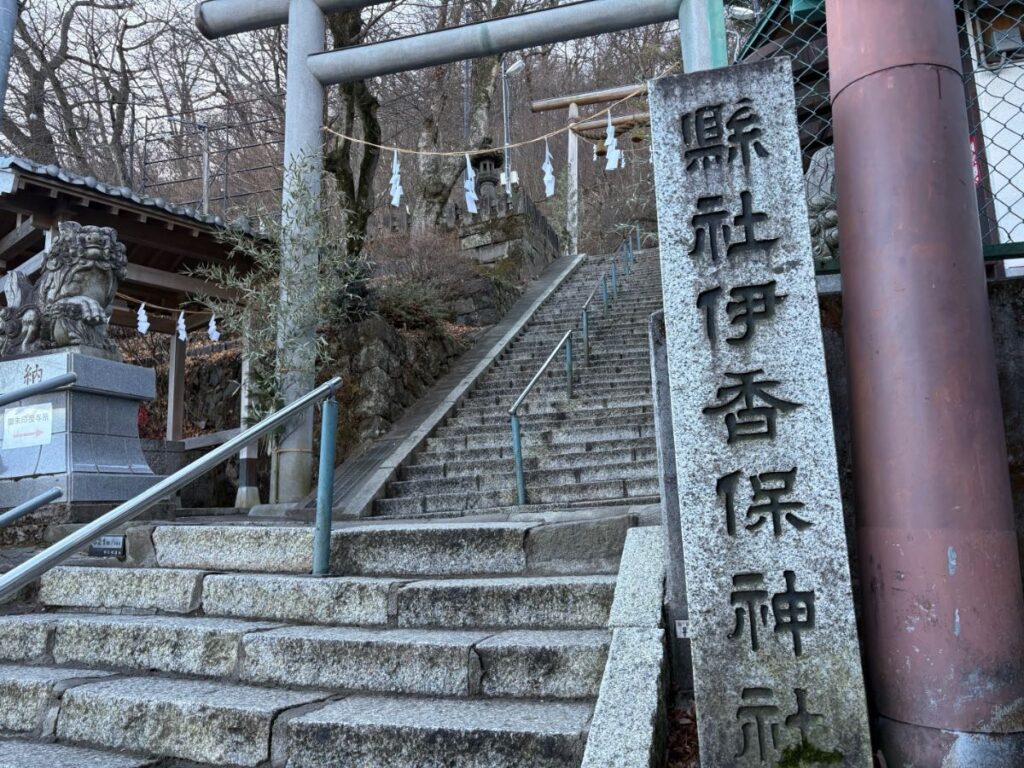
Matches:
[[176, 311, 187, 343], [136, 303, 150, 335], [464, 154, 478, 214], [208, 315, 221, 342], [542, 140, 555, 198], [389, 151, 403, 208], [604, 112, 621, 171]]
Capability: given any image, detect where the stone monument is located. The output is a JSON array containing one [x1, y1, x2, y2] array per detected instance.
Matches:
[[649, 58, 872, 765], [0, 222, 161, 512]]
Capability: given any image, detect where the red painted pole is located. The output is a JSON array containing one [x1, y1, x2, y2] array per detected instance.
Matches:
[[826, 1, 1024, 763]]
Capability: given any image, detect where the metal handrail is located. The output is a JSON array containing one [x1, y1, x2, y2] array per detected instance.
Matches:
[[0, 372, 78, 408], [0, 487, 62, 528], [579, 236, 638, 365], [509, 330, 574, 505], [0, 376, 343, 602], [507, 230, 642, 506]]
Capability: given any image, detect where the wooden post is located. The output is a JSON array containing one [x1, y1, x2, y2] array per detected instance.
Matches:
[[166, 333, 186, 442]]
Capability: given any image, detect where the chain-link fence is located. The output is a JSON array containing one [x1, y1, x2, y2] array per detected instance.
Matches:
[[732, 0, 1024, 276]]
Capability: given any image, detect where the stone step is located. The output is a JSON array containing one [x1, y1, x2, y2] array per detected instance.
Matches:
[[241, 625, 609, 699], [395, 575, 616, 629], [523, 302, 662, 317], [45, 614, 280, 678], [201, 573, 400, 625], [409, 435, 657, 466], [39, 566, 206, 614], [374, 476, 659, 517], [0, 663, 115, 735], [54, 675, 328, 767], [203, 573, 616, 630], [475, 362, 652, 380], [150, 522, 537, 578], [435, 410, 653, 439], [501, 340, 653, 356], [335, 522, 531, 577], [511, 329, 656, 345], [154, 524, 315, 573], [486, 358, 652, 378], [465, 381, 651, 400], [474, 368, 652, 389], [0, 739, 154, 768], [38, 566, 399, 626], [277, 695, 592, 768], [457, 392, 653, 416], [453, 394, 652, 417], [446, 404, 654, 429], [386, 461, 659, 498], [0, 615, 607, 702], [399, 445, 658, 481], [423, 423, 656, 452]]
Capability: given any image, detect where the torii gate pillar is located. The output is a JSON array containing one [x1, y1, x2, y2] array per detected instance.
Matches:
[[275, 0, 325, 503]]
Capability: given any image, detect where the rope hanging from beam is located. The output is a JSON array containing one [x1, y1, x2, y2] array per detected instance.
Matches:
[[320, 64, 678, 157]]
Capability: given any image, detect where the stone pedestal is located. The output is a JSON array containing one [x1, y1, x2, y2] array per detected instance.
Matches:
[[0, 350, 163, 508]]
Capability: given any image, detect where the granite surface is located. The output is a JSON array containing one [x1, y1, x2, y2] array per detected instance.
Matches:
[[649, 58, 871, 766]]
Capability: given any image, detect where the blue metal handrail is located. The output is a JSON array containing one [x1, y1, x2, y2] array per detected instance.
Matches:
[[580, 235, 638, 366], [508, 229, 642, 506], [0, 377, 343, 601], [509, 330, 574, 506]]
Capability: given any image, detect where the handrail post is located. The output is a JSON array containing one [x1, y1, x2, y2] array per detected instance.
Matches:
[[582, 308, 590, 365], [611, 261, 619, 298], [635, 223, 642, 251], [312, 389, 338, 577], [565, 333, 574, 399], [623, 244, 631, 276], [511, 412, 526, 505], [602, 275, 609, 309]]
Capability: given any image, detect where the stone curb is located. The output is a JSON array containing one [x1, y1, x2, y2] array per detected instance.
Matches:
[[607, 526, 665, 629], [582, 525, 667, 768]]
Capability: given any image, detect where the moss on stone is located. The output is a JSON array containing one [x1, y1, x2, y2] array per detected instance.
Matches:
[[777, 740, 844, 767]]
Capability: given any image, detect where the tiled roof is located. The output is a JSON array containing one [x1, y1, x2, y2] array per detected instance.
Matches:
[[0, 155, 255, 234]]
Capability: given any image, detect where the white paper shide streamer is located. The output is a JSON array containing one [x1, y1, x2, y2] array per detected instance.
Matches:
[[542, 140, 555, 198], [208, 315, 221, 342], [389, 151, 403, 208], [176, 311, 187, 343], [136, 303, 150, 335], [464, 154, 478, 214], [605, 112, 621, 171]]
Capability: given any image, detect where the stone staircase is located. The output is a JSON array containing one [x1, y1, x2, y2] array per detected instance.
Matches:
[[0, 512, 647, 766], [374, 248, 663, 518], [0, 247, 666, 767]]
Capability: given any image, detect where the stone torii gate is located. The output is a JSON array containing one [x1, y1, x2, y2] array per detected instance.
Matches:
[[193, 0, 727, 502]]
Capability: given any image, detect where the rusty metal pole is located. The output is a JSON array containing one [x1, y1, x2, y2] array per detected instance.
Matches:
[[826, 1, 1024, 763]]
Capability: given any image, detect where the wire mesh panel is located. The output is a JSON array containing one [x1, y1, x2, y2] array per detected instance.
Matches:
[[731, 0, 1024, 274]]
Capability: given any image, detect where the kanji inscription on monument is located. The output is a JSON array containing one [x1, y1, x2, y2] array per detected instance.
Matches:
[[649, 58, 872, 766]]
